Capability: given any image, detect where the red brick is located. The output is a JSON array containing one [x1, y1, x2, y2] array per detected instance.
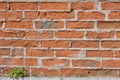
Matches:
[[10, 2, 38, 10], [0, 21, 2, 28], [6, 21, 33, 29], [56, 31, 84, 38], [72, 41, 99, 48], [98, 21, 120, 29], [10, 58, 24, 66], [42, 59, 70, 67], [42, 40, 69, 48], [0, 2, 7, 10], [56, 50, 80, 57], [72, 60, 100, 67], [102, 2, 120, 10], [25, 58, 38, 66], [0, 48, 10, 56], [0, 30, 25, 38], [31, 68, 59, 76], [25, 31, 37, 39], [26, 31, 54, 39], [0, 40, 39, 47], [86, 50, 114, 58], [103, 60, 120, 68], [40, 12, 75, 19], [78, 12, 105, 20], [61, 68, 118, 77], [115, 51, 120, 58], [102, 41, 120, 48], [26, 49, 54, 57], [116, 31, 120, 38], [67, 21, 94, 29], [71, 2, 96, 10], [40, 2, 69, 10], [12, 48, 24, 56], [36, 21, 64, 29], [39, 31, 53, 39], [0, 58, 24, 66], [86, 31, 114, 39], [109, 12, 120, 19], [25, 12, 39, 19], [0, 12, 22, 20]]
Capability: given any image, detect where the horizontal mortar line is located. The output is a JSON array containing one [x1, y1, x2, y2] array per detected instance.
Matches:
[[3, 28, 120, 31], [3, 18, 120, 21], [38, 10, 71, 12], [39, 57, 101, 60], [0, 46, 119, 50], [2, 77, 120, 80], [37, 67, 101, 69]]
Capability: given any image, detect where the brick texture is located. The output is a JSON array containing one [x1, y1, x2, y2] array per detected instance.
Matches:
[[0, 2, 120, 77]]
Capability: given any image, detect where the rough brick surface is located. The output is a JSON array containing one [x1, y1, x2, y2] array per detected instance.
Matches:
[[0, 2, 120, 78], [40, 2, 69, 10]]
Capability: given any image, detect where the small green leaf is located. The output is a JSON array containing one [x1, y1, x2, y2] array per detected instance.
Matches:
[[8, 68, 28, 78]]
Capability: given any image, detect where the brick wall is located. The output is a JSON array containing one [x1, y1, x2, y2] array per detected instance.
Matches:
[[0, 1, 120, 77]]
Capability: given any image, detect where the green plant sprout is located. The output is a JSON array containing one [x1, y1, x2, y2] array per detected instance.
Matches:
[[9, 68, 28, 78]]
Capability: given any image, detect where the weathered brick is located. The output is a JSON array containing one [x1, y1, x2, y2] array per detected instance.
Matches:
[[25, 31, 37, 39], [25, 58, 38, 66], [0, 30, 25, 38], [42, 40, 69, 48], [109, 12, 120, 19], [0, 21, 2, 28], [42, 59, 70, 67], [26, 49, 54, 57], [39, 31, 54, 39], [98, 21, 120, 29], [40, 12, 75, 19], [102, 41, 120, 48], [36, 21, 64, 29], [86, 31, 114, 39], [6, 21, 33, 29], [86, 50, 114, 58], [0, 58, 24, 66], [0, 2, 7, 10], [25, 11, 39, 19], [0, 2, 120, 77], [103, 60, 120, 68], [10, 2, 38, 10], [102, 2, 120, 10], [61, 68, 118, 77], [31, 68, 59, 76], [67, 21, 94, 29], [40, 2, 69, 10], [12, 48, 24, 56], [72, 60, 100, 67], [72, 41, 99, 48], [56, 31, 84, 38], [71, 2, 96, 10], [78, 12, 105, 20], [0, 40, 39, 47], [116, 31, 120, 38], [115, 51, 120, 58], [0, 48, 10, 56], [0, 12, 22, 20], [56, 50, 80, 57]]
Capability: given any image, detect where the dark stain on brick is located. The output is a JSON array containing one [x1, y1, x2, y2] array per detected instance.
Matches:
[[40, 21, 54, 29]]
